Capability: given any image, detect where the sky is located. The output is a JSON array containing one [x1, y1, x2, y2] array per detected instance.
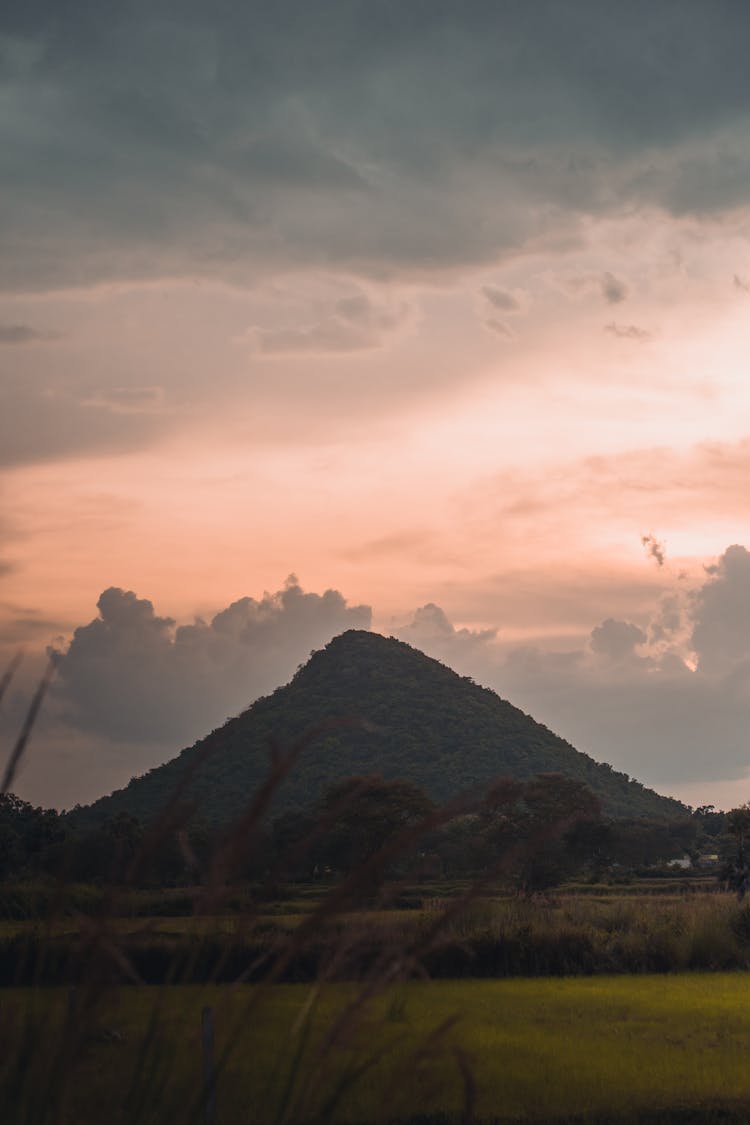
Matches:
[[3, 0, 750, 811]]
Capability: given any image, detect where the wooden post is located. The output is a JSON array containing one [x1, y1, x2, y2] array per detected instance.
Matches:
[[67, 985, 78, 1027], [201, 1005, 216, 1124]]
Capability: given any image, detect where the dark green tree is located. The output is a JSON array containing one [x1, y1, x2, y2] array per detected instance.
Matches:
[[317, 775, 434, 876], [513, 773, 603, 894], [721, 804, 750, 899]]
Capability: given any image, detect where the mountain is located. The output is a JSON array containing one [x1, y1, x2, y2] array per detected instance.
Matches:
[[69, 630, 687, 827]]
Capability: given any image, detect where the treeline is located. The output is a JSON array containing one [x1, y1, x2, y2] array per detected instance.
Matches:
[[0, 779, 732, 892]]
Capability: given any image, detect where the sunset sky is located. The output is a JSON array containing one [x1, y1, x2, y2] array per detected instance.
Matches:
[[3, 1, 750, 811]]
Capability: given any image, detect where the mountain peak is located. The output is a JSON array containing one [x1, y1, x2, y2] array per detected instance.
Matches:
[[70, 629, 687, 828]]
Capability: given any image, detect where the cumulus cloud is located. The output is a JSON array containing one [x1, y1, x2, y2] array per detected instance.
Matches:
[[690, 545, 750, 675], [590, 618, 647, 661], [52, 577, 371, 744], [5, 3, 750, 289], [394, 603, 496, 672], [13, 546, 750, 806], [389, 546, 750, 792], [248, 292, 409, 355], [649, 594, 683, 645], [600, 272, 628, 304]]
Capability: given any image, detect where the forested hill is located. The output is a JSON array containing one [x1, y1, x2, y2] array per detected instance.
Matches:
[[69, 630, 687, 828]]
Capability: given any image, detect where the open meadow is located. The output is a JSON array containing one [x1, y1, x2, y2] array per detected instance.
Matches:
[[5, 974, 750, 1123], [4, 879, 750, 1121]]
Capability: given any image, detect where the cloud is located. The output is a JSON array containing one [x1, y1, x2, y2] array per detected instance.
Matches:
[[0, 323, 59, 344], [339, 530, 432, 562], [649, 595, 683, 645], [248, 291, 409, 355], [11, 546, 750, 806], [481, 285, 522, 313], [734, 274, 750, 292], [690, 545, 750, 675], [589, 618, 647, 661], [0, 378, 168, 467], [480, 285, 524, 339], [604, 322, 652, 341], [51, 577, 371, 744], [483, 318, 514, 339], [387, 546, 750, 791], [5, 3, 750, 289], [600, 272, 628, 304], [0, 602, 64, 646], [459, 440, 750, 581], [394, 603, 496, 668], [641, 534, 666, 568], [80, 386, 166, 413]]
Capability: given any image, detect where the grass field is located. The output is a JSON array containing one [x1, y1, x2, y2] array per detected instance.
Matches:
[[5, 973, 750, 1122], [3, 876, 749, 1121]]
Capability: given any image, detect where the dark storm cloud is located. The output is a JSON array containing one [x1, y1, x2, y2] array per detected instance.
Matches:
[[4, 1, 750, 289], [52, 577, 371, 743]]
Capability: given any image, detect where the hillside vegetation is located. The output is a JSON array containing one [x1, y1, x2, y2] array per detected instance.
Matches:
[[69, 630, 686, 828]]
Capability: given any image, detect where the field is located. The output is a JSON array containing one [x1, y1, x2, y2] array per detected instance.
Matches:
[[3, 882, 749, 985], [4, 875, 750, 1121], [5, 974, 750, 1122]]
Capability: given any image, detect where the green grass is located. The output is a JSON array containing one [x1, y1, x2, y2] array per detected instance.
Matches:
[[5, 974, 750, 1122]]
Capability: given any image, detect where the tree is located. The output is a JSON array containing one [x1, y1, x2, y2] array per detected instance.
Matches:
[[317, 775, 434, 876], [512, 773, 603, 894], [721, 804, 750, 899], [439, 773, 606, 891], [0, 794, 69, 879]]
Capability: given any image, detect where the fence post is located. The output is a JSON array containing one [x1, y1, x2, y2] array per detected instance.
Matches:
[[67, 985, 78, 1027], [201, 1005, 216, 1124]]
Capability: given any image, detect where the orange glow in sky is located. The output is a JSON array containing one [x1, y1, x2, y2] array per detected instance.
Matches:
[[4, 5, 750, 810]]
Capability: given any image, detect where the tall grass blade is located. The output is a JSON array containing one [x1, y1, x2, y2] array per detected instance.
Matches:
[[0, 651, 23, 708], [1, 654, 56, 795]]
